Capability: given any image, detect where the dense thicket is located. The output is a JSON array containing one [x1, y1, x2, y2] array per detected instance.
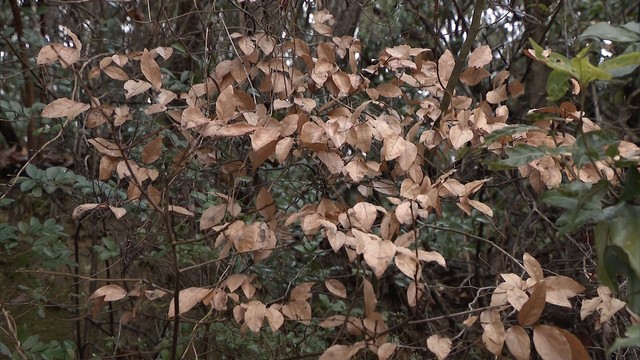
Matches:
[[0, 1, 639, 359]]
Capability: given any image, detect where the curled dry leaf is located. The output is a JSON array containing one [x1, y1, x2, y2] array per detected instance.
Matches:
[[449, 125, 474, 149], [427, 334, 452, 360], [349, 202, 378, 232], [89, 284, 127, 301], [468, 199, 494, 217], [167, 287, 212, 319], [72, 203, 102, 219], [168, 205, 194, 217]]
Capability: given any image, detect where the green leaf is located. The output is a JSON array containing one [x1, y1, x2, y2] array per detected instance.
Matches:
[[491, 144, 547, 168], [599, 52, 640, 77], [572, 130, 619, 167], [20, 179, 37, 192], [571, 55, 612, 85], [620, 167, 640, 202], [530, 39, 578, 77], [608, 205, 640, 277], [609, 325, 640, 354], [546, 69, 572, 101], [542, 181, 608, 234], [25, 164, 40, 179], [596, 203, 640, 299], [580, 22, 640, 42], [482, 125, 543, 145]]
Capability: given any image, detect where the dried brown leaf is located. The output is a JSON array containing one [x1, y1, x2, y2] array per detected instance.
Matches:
[[377, 343, 397, 360], [42, 98, 90, 120], [363, 278, 377, 316], [426, 334, 452, 360], [523, 253, 544, 282], [558, 328, 592, 360], [325, 279, 347, 299], [142, 135, 163, 164], [319, 343, 365, 360], [518, 283, 546, 326], [265, 305, 284, 332], [167, 287, 212, 318], [244, 300, 266, 333], [376, 83, 402, 98], [363, 239, 396, 279], [124, 80, 152, 99], [505, 325, 531, 360], [533, 325, 572, 360], [89, 284, 127, 301], [200, 204, 227, 230]]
